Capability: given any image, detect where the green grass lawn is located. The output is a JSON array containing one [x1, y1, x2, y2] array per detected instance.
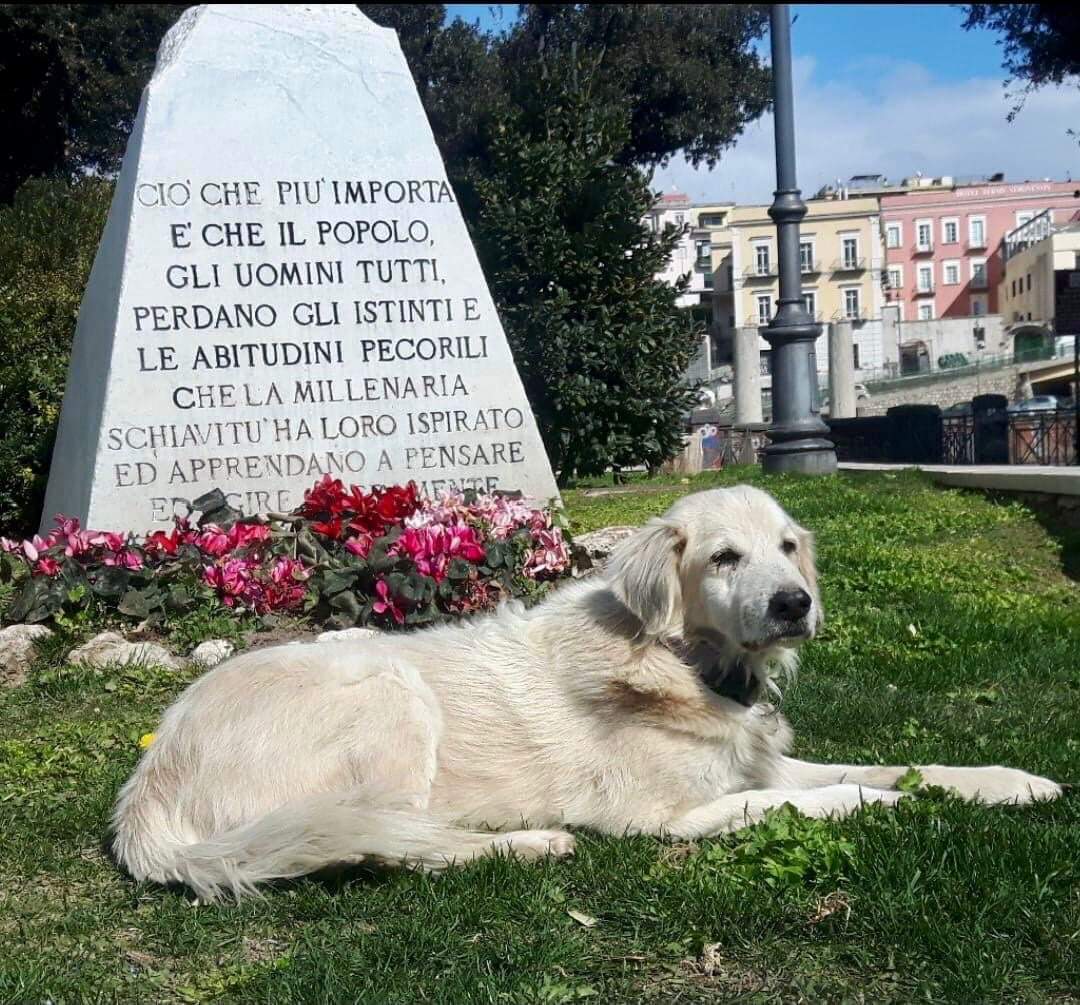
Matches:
[[2, 469, 1079, 1003]]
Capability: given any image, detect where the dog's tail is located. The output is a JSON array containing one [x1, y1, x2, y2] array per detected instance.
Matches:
[[112, 784, 556, 901]]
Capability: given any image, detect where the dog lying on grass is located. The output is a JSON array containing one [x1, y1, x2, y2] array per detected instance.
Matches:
[[113, 485, 1062, 900]]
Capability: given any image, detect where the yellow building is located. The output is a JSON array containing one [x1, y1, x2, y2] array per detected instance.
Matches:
[[710, 196, 885, 363]]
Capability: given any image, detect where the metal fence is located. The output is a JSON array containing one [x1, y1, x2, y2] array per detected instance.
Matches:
[[830, 406, 1078, 466], [941, 409, 1078, 466]]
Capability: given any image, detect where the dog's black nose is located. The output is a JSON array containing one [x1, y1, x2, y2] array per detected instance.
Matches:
[[769, 588, 812, 623]]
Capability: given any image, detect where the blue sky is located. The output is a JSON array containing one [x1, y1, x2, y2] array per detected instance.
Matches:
[[443, 4, 1080, 203]]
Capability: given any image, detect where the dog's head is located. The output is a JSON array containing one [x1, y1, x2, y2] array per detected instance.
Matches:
[[605, 485, 821, 659]]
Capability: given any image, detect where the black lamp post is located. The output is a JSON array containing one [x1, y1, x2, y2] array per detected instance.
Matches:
[[761, 4, 837, 474]]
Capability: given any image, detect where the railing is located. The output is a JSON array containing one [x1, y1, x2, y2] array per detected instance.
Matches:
[[861, 341, 1070, 393], [831, 406, 1078, 467], [1004, 210, 1053, 262], [943, 409, 1078, 466], [832, 257, 867, 271], [743, 265, 776, 279], [914, 284, 935, 295]]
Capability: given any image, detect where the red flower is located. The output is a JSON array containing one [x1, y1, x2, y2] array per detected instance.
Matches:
[[310, 517, 343, 540], [227, 523, 271, 550], [34, 556, 61, 577], [144, 529, 180, 556], [302, 474, 349, 518], [372, 578, 406, 625]]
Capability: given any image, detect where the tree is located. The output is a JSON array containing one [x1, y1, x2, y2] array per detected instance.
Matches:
[[472, 78, 702, 482], [961, 5, 1080, 121], [357, 5, 770, 479], [500, 5, 772, 169], [0, 4, 186, 201]]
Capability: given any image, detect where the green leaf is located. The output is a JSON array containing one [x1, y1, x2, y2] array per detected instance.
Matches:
[[897, 767, 924, 794]]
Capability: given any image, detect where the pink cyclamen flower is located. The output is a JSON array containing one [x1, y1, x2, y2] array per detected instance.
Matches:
[[345, 532, 375, 558], [372, 578, 405, 624], [391, 523, 485, 582], [195, 525, 232, 557], [34, 557, 62, 577], [525, 527, 570, 577]]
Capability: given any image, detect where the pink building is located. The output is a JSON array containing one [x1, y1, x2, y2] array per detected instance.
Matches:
[[880, 180, 1080, 321]]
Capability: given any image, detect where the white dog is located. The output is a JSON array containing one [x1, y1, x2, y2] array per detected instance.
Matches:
[[112, 485, 1062, 900]]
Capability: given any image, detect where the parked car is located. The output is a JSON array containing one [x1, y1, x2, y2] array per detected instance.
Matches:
[[1007, 395, 1060, 413]]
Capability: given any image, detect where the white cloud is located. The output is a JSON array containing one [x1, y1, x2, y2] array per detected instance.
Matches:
[[654, 56, 1080, 205]]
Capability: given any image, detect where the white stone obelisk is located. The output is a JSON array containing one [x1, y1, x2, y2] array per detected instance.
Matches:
[[42, 5, 559, 532]]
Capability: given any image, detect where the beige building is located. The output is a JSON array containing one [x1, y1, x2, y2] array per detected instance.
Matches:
[[1000, 210, 1080, 336], [710, 197, 885, 365]]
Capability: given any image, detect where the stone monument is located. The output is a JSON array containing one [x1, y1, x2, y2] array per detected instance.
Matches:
[[41, 4, 559, 533]]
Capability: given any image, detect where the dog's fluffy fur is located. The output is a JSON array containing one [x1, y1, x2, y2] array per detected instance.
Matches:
[[112, 485, 1062, 899]]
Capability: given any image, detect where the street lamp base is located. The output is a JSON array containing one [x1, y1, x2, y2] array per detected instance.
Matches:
[[761, 439, 838, 475]]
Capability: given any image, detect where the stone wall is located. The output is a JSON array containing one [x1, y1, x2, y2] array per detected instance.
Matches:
[[858, 364, 1026, 415]]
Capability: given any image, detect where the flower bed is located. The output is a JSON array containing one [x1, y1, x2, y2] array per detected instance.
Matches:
[[0, 477, 571, 631]]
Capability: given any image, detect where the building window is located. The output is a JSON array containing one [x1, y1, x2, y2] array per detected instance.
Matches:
[[887, 266, 902, 290], [842, 236, 859, 268], [675, 212, 685, 226], [853, 344, 861, 370], [969, 216, 986, 247], [696, 240, 711, 264], [1011, 278, 1017, 297], [918, 264, 933, 292], [726, 265, 734, 288], [755, 244, 771, 276], [918, 304, 933, 321], [729, 314, 735, 327], [800, 241, 814, 272], [943, 219, 959, 244], [844, 288, 860, 319], [916, 221, 932, 251], [944, 262, 960, 285], [756, 294, 772, 325], [1026, 273, 1032, 291], [886, 223, 901, 248], [1016, 210, 1035, 227], [971, 259, 987, 288], [703, 272, 714, 289], [802, 291, 816, 318]]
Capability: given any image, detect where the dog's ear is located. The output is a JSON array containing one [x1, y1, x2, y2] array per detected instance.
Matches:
[[794, 525, 823, 626], [607, 517, 686, 637]]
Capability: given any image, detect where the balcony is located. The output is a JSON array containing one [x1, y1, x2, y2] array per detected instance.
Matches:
[[913, 243, 934, 255], [743, 264, 776, 280], [914, 284, 935, 296], [800, 260, 822, 275], [967, 237, 987, 250], [832, 257, 867, 272]]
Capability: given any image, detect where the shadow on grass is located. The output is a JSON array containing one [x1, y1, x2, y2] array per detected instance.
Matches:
[[980, 489, 1080, 583]]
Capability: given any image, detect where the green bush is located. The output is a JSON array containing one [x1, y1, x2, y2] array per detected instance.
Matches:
[[0, 176, 111, 536]]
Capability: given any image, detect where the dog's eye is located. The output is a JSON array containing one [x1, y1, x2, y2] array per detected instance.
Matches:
[[781, 540, 798, 556], [712, 549, 742, 567]]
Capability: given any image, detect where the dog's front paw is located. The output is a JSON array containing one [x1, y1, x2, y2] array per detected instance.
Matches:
[[500, 829, 576, 859], [542, 830, 577, 857], [920, 765, 1063, 805]]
